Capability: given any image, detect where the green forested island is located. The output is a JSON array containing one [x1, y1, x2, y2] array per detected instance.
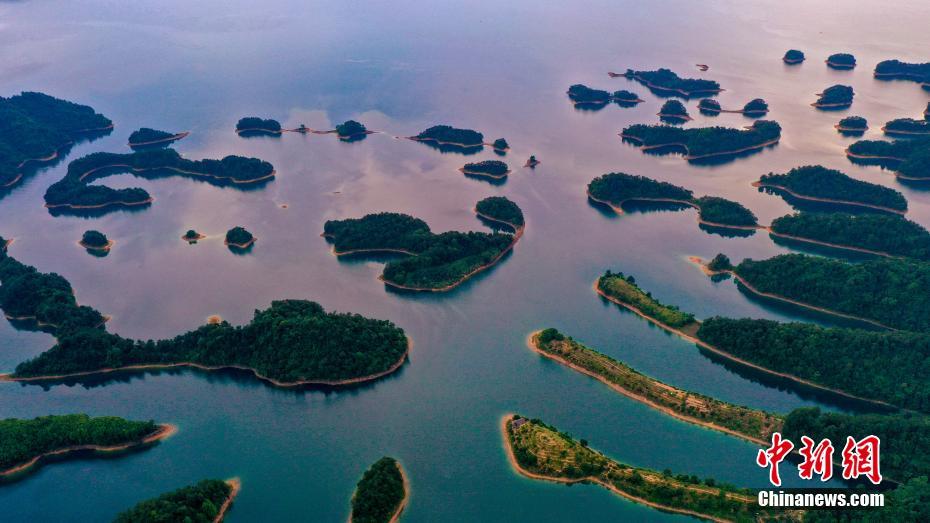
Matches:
[[847, 136, 930, 180], [323, 211, 518, 290], [742, 98, 768, 116], [492, 138, 509, 151], [12, 299, 409, 385], [612, 90, 643, 104], [336, 120, 369, 138], [731, 253, 930, 331], [756, 165, 907, 213], [412, 125, 484, 147], [128, 128, 187, 148], [783, 49, 805, 64], [224, 226, 255, 249], [504, 415, 769, 522], [621, 68, 722, 97], [475, 196, 524, 229], [657, 100, 689, 122], [597, 271, 695, 329], [836, 116, 868, 133], [236, 116, 282, 135], [770, 212, 930, 259], [874, 59, 930, 83], [0, 414, 165, 475], [349, 457, 407, 523], [530, 328, 782, 443], [114, 479, 236, 523], [567, 84, 611, 104], [884, 118, 930, 136], [813, 84, 854, 108], [183, 229, 204, 243], [826, 53, 856, 69], [80, 230, 111, 250], [460, 160, 510, 180], [43, 149, 274, 212], [0, 92, 112, 188], [587, 172, 758, 228], [697, 99, 721, 114], [696, 98, 767, 116], [620, 120, 781, 161]]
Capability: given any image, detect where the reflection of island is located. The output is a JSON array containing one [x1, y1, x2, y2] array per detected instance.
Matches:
[[0, 92, 113, 190], [657, 100, 690, 123], [114, 479, 239, 522], [883, 118, 930, 136], [503, 415, 771, 522], [224, 226, 256, 249], [812, 85, 854, 109], [847, 136, 930, 180], [755, 165, 908, 214], [348, 457, 407, 523], [783, 49, 805, 64], [835, 116, 868, 134], [128, 128, 189, 148], [323, 202, 523, 291], [587, 172, 758, 232], [0, 415, 175, 479], [826, 53, 856, 70], [43, 149, 274, 214], [459, 160, 510, 181], [620, 120, 781, 161], [79, 230, 113, 253], [617, 68, 722, 97]]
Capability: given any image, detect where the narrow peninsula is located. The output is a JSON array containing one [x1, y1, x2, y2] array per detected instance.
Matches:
[[769, 212, 930, 260], [114, 478, 239, 523], [0, 414, 174, 479], [754, 165, 908, 214], [620, 120, 781, 161], [503, 415, 772, 522], [349, 457, 407, 523]]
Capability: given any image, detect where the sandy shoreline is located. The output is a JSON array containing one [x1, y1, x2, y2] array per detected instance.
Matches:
[[224, 237, 257, 249], [347, 461, 409, 523], [458, 167, 510, 180], [215, 478, 241, 523], [835, 124, 868, 132], [752, 181, 906, 215], [586, 192, 760, 231], [0, 423, 177, 478], [79, 239, 115, 252]]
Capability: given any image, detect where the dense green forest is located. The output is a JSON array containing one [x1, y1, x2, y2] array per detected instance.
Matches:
[[492, 138, 509, 150], [0, 414, 159, 471], [733, 253, 930, 331], [0, 245, 106, 332], [14, 299, 409, 383], [336, 120, 367, 137], [235, 116, 281, 132], [623, 68, 721, 96], [770, 212, 930, 259], [44, 150, 274, 211], [814, 85, 854, 107], [81, 230, 109, 248], [567, 84, 611, 103], [324, 211, 517, 289], [114, 479, 232, 523], [826, 53, 856, 68], [838, 116, 868, 130], [414, 125, 483, 146], [598, 271, 695, 328], [658, 100, 689, 119], [350, 457, 405, 523], [621, 120, 781, 159], [742, 98, 768, 115], [476, 196, 524, 228], [461, 160, 509, 177], [128, 128, 180, 146], [783, 407, 930, 482], [0, 92, 112, 187], [874, 60, 930, 81], [805, 477, 930, 522], [225, 227, 253, 247], [758, 165, 907, 211], [693, 196, 757, 226], [848, 137, 930, 180], [696, 317, 930, 412], [698, 99, 721, 113], [705, 253, 733, 272], [884, 118, 930, 135], [783, 49, 805, 63], [612, 90, 641, 103]]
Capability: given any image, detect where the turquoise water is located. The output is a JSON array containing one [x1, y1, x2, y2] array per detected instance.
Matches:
[[1, 0, 928, 520]]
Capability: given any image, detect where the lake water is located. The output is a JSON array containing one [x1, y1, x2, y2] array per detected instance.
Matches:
[[1, 1, 928, 521]]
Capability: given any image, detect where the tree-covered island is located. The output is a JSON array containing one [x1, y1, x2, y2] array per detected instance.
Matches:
[[697, 98, 767, 116], [410, 125, 484, 149], [836, 116, 868, 134], [657, 100, 690, 123], [43, 149, 275, 213], [826, 53, 856, 69], [769, 212, 930, 259], [224, 226, 255, 249], [114, 478, 239, 523], [80, 230, 111, 251], [235, 116, 282, 135], [475, 196, 524, 232], [812, 85, 854, 109], [323, 206, 522, 291], [459, 160, 510, 180], [127, 128, 189, 148], [0, 92, 112, 189], [883, 118, 930, 136], [742, 98, 769, 116], [874, 60, 930, 84], [621, 68, 722, 97], [0, 414, 172, 478], [847, 136, 930, 180], [587, 172, 758, 229], [504, 415, 775, 522], [335, 120, 370, 139], [566, 84, 644, 107], [349, 457, 407, 523], [620, 120, 781, 161], [755, 165, 908, 214], [183, 229, 205, 243], [783, 49, 805, 64]]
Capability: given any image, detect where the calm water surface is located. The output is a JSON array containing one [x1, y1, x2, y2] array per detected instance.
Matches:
[[1, 1, 929, 521]]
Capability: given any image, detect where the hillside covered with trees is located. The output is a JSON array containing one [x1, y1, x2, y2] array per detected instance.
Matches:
[[114, 479, 233, 523], [349, 457, 406, 523]]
